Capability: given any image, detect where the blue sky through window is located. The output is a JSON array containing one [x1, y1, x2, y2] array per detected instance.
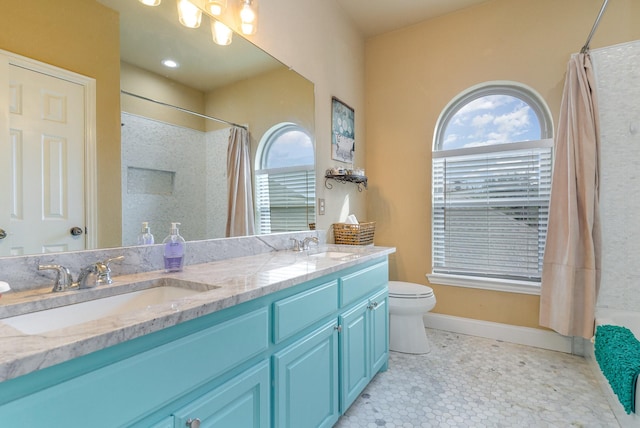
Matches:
[[265, 129, 314, 168], [442, 95, 541, 150]]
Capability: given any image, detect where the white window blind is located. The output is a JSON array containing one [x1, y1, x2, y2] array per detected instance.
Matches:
[[432, 140, 552, 281], [255, 167, 315, 234]]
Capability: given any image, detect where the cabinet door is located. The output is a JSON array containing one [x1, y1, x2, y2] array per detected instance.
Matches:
[[339, 300, 370, 411], [273, 320, 340, 428], [369, 289, 389, 374], [173, 360, 270, 428]]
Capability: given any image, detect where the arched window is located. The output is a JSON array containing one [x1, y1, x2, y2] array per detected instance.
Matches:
[[431, 82, 554, 287], [255, 123, 315, 233]]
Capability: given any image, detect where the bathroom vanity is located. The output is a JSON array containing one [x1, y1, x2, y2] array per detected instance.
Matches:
[[0, 245, 393, 427]]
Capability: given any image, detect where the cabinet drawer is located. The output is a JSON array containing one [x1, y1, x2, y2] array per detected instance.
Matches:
[[340, 261, 388, 307], [0, 307, 269, 427], [273, 280, 339, 343]]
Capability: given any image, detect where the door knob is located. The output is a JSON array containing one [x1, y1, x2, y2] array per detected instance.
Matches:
[[0, 229, 6, 240], [70, 227, 83, 236]]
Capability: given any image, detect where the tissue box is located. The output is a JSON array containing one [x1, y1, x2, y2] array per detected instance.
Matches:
[[333, 222, 376, 245]]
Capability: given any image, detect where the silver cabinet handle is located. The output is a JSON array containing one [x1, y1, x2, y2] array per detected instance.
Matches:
[[0, 229, 6, 240], [367, 301, 379, 310], [186, 418, 201, 428], [334, 325, 342, 333]]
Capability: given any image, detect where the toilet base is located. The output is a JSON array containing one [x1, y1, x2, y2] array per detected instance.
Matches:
[[389, 313, 431, 354]]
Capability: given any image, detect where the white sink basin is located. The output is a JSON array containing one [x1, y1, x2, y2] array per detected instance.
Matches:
[[309, 251, 354, 259], [2, 282, 208, 335]]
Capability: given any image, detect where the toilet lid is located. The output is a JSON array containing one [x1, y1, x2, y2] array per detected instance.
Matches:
[[388, 281, 434, 298]]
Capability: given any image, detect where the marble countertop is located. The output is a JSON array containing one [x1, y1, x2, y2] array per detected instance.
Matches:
[[0, 245, 394, 382]]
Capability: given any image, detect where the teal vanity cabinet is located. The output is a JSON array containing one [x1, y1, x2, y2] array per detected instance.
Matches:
[[272, 279, 341, 427], [172, 359, 271, 427], [0, 256, 389, 428], [273, 260, 389, 428], [339, 263, 390, 411], [340, 288, 388, 411], [273, 320, 340, 428], [0, 306, 270, 427]]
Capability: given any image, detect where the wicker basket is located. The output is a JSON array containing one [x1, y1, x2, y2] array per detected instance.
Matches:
[[333, 222, 376, 245]]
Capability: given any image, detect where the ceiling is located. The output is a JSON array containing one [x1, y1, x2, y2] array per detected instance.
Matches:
[[99, 0, 281, 92], [335, 0, 491, 37], [99, 0, 492, 92]]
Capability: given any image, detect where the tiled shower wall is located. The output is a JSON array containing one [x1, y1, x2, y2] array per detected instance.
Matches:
[[121, 113, 229, 245], [591, 40, 640, 312]]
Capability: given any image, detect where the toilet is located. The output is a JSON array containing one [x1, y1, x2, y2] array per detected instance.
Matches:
[[387, 281, 436, 354]]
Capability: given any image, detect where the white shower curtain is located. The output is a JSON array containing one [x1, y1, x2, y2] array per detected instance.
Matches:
[[539, 53, 602, 339], [226, 126, 255, 237]]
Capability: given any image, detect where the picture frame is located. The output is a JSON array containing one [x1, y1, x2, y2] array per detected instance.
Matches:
[[331, 97, 355, 163]]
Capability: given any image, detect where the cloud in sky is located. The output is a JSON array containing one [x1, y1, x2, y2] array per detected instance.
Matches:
[[442, 95, 541, 150]]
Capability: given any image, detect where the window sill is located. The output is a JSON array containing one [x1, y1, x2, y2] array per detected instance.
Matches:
[[426, 273, 541, 295]]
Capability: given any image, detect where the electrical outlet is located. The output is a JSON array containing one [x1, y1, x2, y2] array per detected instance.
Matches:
[[318, 198, 325, 215]]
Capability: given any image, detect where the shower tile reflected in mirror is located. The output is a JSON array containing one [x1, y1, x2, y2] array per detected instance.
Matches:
[[121, 112, 229, 245]]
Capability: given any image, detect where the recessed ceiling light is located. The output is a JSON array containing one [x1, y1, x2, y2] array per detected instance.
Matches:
[[162, 59, 179, 68]]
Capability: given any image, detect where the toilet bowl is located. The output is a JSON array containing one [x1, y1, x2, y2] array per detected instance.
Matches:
[[388, 281, 436, 354]]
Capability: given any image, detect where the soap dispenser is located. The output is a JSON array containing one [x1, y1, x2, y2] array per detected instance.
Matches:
[[162, 222, 186, 272], [137, 222, 155, 245]]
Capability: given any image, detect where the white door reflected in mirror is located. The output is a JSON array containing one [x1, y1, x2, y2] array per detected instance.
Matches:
[[0, 58, 87, 256]]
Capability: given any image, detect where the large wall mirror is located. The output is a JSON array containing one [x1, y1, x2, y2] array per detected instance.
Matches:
[[0, 0, 315, 256]]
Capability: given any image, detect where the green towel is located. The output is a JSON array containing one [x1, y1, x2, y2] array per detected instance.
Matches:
[[595, 324, 640, 414]]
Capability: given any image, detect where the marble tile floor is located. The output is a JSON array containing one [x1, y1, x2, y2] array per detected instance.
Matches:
[[335, 328, 619, 428]]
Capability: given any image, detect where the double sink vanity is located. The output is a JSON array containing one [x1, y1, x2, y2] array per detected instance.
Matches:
[[0, 237, 394, 427]]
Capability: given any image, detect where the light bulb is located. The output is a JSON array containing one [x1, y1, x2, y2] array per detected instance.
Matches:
[[211, 20, 232, 46], [241, 22, 254, 35], [206, 0, 226, 16], [162, 59, 179, 68], [177, 0, 202, 28], [139, 0, 161, 5], [240, 2, 255, 23], [240, 0, 257, 35]]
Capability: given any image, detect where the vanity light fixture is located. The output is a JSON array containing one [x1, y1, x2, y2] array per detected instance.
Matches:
[[139, 0, 161, 5], [239, 0, 258, 35], [206, 0, 226, 16], [162, 59, 179, 68], [177, 0, 202, 28], [211, 20, 233, 46]]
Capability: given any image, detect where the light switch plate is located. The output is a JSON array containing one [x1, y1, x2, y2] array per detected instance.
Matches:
[[318, 198, 325, 215]]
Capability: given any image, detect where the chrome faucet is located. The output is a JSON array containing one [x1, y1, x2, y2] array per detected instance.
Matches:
[[38, 264, 73, 292], [76, 264, 99, 289], [302, 236, 319, 250], [39, 255, 125, 292]]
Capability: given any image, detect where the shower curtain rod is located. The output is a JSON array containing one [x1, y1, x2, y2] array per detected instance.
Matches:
[[580, 0, 610, 53], [121, 90, 248, 130]]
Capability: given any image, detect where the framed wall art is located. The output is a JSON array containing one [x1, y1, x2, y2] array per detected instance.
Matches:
[[331, 97, 355, 163]]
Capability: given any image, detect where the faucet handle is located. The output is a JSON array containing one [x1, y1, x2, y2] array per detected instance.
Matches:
[[38, 264, 73, 292], [303, 236, 319, 250], [290, 238, 302, 252], [96, 255, 124, 285]]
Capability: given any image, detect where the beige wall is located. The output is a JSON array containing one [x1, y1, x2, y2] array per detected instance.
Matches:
[[121, 62, 206, 131], [0, 0, 121, 248], [365, 0, 640, 328], [205, 67, 315, 159], [244, 0, 368, 229]]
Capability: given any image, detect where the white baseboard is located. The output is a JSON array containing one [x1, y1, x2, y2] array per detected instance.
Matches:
[[423, 313, 573, 354]]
